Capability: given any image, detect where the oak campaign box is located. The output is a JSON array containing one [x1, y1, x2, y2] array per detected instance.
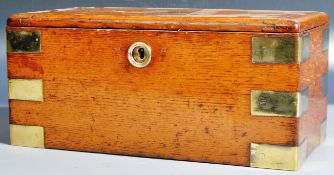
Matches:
[[7, 7, 329, 171]]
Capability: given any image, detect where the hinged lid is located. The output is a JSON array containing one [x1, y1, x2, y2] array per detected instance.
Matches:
[[8, 7, 329, 33]]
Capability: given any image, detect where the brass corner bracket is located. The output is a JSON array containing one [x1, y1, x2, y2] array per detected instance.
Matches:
[[250, 140, 307, 171], [320, 119, 327, 143], [7, 30, 41, 53], [8, 79, 44, 102], [10, 124, 45, 148], [251, 88, 309, 117], [252, 34, 310, 64], [322, 27, 329, 52], [322, 72, 328, 97]]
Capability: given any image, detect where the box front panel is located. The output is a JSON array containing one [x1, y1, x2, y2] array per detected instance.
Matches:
[[8, 27, 305, 166]]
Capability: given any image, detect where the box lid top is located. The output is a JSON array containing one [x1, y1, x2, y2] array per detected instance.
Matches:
[[8, 7, 329, 33]]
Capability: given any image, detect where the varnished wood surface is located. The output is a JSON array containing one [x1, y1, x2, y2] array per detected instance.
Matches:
[[7, 7, 328, 33], [298, 25, 328, 154], [8, 27, 304, 166], [7, 8, 329, 166]]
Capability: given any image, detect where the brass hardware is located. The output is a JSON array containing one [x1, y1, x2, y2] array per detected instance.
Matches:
[[8, 79, 44, 102], [10, 124, 45, 148], [252, 37, 295, 64], [251, 88, 308, 117], [323, 28, 330, 51], [297, 87, 309, 117], [298, 34, 310, 63], [250, 139, 307, 171], [127, 42, 152, 68], [252, 34, 310, 64], [7, 30, 41, 53], [322, 72, 328, 97], [320, 119, 327, 143]]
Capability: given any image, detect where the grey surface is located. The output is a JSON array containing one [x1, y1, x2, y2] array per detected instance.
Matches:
[[0, 107, 9, 143], [0, 105, 332, 175]]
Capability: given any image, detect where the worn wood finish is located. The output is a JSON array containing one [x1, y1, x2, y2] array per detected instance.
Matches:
[[7, 7, 329, 168], [298, 25, 328, 153], [8, 7, 328, 33], [8, 27, 301, 166]]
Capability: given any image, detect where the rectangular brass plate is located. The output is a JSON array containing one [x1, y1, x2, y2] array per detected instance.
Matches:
[[297, 87, 309, 117], [251, 88, 308, 117], [7, 30, 41, 53], [322, 72, 328, 97], [322, 28, 330, 51], [250, 140, 307, 171], [320, 119, 327, 143], [298, 34, 310, 63], [8, 79, 44, 102], [252, 35, 310, 64], [252, 37, 295, 64], [10, 124, 45, 148]]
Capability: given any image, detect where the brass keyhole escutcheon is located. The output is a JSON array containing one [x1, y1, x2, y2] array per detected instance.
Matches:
[[127, 42, 152, 68]]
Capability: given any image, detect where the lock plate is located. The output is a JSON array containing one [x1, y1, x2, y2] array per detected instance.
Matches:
[[127, 42, 152, 68]]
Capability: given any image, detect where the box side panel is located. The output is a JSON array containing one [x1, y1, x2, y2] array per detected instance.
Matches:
[[298, 24, 329, 154], [7, 27, 300, 166]]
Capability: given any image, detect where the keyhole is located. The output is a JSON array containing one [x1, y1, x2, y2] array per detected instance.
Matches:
[[128, 42, 152, 68], [138, 48, 145, 59], [132, 46, 148, 63]]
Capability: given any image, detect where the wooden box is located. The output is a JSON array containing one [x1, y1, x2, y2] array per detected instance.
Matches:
[[7, 7, 329, 170]]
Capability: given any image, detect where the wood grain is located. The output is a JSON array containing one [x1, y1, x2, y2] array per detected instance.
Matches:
[[9, 27, 302, 166], [7, 7, 328, 33], [7, 7, 329, 167], [298, 25, 328, 154]]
